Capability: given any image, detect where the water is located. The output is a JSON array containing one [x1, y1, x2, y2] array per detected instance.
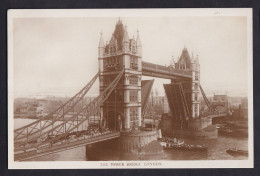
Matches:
[[14, 119, 248, 161]]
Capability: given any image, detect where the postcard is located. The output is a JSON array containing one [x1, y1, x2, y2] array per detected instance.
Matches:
[[8, 8, 253, 169]]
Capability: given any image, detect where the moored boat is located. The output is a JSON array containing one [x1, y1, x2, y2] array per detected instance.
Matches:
[[158, 137, 208, 152], [226, 148, 248, 156], [163, 143, 208, 152]]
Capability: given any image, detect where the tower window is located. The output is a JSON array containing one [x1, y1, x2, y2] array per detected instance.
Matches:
[[195, 93, 198, 101], [195, 73, 199, 80], [116, 90, 124, 102], [130, 107, 138, 122], [195, 83, 199, 90], [130, 57, 138, 69], [130, 90, 138, 102], [194, 105, 198, 117], [129, 75, 138, 85]]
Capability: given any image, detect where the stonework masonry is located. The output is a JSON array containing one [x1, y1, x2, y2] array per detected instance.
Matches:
[[98, 19, 142, 131]]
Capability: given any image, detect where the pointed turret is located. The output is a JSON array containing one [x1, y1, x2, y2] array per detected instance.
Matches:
[[136, 29, 141, 47], [98, 32, 104, 48], [123, 25, 129, 52], [98, 32, 105, 58], [110, 34, 115, 43], [190, 53, 195, 63], [194, 54, 200, 72], [170, 56, 175, 68], [136, 29, 142, 57], [123, 25, 129, 43], [190, 52, 196, 71], [195, 54, 199, 63], [117, 17, 122, 24]]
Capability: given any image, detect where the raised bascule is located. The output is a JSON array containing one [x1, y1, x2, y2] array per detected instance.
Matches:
[[162, 48, 218, 139], [13, 19, 225, 161]]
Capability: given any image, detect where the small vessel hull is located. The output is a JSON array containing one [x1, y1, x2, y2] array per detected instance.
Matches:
[[163, 145, 208, 152], [158, 137, 208, 152], [226, 149, 248, 156]]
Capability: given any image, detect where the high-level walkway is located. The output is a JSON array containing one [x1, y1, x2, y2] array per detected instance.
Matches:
[[142, 61, 192, 79]]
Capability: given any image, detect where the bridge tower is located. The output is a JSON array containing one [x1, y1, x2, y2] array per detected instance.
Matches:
[[98, 19, 142, 131], [173, 47, 200, 119], [163, 48, 217, 139], [190, 54, 200, 118]]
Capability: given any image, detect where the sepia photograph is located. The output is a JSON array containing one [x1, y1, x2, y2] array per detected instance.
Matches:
[[8, 9, 253, 169]]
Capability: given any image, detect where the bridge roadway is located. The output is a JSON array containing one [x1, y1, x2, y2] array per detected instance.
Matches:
[[14, 131, 120, 161], [142, 61, 192, 79]]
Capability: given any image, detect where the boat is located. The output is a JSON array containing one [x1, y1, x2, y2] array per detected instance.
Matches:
[[226, 148, 248, 156], [158, 137, 207, 152], [158, 137, 184, 145], [158, 119, 208, 152], [163, 143, 208, 152]]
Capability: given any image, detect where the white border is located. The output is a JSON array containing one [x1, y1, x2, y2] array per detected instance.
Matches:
[[8, 8, 253, 169]]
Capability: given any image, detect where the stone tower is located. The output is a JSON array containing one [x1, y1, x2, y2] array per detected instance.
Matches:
[[98, 19, 142, 131], [174, 47, 200, 119], [190, 53, 200, 118]]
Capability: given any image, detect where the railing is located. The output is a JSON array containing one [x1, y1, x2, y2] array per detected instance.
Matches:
[[142, 61, 192, 78], [14, 131, 120, 161], [14, 73, 99, 142], [14, 70, 124, 153]]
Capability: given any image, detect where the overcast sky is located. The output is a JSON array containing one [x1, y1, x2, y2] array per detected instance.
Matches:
[[12, 16, 248, 98]]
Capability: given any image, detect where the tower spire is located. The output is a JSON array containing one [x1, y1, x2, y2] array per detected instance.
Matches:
[[136, 29, 141, 47], [98, 31, 104, 48], [136, 29, 142, 57], [123, 25, 129, 42], [195, 54, 199, 63], [190, 52, 194, 63]]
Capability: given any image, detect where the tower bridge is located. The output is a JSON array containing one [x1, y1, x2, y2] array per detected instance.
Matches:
[[14, 19, 224, 161]]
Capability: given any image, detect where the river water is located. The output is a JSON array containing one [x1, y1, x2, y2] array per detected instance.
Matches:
[[14, 119, 248, 161]]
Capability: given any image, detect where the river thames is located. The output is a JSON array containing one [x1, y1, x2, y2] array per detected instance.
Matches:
[[14, 119, 248, 161]]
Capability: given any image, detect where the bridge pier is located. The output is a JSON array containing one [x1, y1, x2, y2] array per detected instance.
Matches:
[[119, 130, 164, 160]]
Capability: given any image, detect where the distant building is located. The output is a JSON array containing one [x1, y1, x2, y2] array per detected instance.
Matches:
[[212, 94, 228, 102], [14, 101, 38, 118], [36, 99, 49, 117], [14, 98, 64, 118], [211, 94, 229, 113], [147, 93, 169, 115], [240, 97, 248, 119]]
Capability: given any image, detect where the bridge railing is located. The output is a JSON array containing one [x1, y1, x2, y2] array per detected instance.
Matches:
[[14, 70, 124, 154], [14, 131, 120, 161], [142, 61, 192, 77], [14, 73, 99, 142]]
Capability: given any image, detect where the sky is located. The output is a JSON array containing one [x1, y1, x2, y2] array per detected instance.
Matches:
[[12, 15, 249, 98]]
